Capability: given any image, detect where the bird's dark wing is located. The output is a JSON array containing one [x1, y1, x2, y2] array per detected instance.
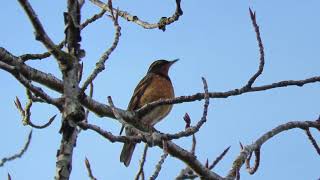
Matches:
[[127, 74, 153, 111]]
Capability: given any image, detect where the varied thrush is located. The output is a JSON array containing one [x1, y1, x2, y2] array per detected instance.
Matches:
[[120, 59, 178, 167]]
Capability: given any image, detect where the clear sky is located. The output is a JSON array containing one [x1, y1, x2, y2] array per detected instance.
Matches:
[[1, 1, 319, 180]]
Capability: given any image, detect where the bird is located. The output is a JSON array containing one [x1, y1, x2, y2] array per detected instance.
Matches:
[[120, 59, 178, 167]]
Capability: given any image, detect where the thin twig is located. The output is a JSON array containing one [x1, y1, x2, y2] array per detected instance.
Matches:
[[78, 122, 143, 144], [19, 42, 65, 61], [85, 157, 97, 180], [89, 0, 183, 31], [154, 77, 210, 141], [19, 8, 106, 62], [8, 66, 63, 109], [0, 131, 32, 167], [81, 9, 106, 29], [15, 92, 57, 129], [81, 0, 121, 93], [29, 115, 57, 129], [245, 8, 265, 88], [18, 0, 67, 64], [149, 153, 169, 180], [135, 144, 148, 180]]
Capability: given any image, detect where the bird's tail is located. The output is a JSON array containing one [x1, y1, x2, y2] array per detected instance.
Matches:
[[120, 142, 136, 167]]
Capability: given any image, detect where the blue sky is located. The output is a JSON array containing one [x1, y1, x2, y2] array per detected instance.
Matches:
[[1, 1, 320, 179]]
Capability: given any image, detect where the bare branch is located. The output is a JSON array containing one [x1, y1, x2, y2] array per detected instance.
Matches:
[[19, 42, 65, 62], [81, 1, 121, 93], [85, 157, 97, 180], [0, 131, 32, 167], [136, 75, 320, 117], [79, 121, 223, 179], [154, 77, 209, 141], [245, 149, 260, 175], [89, 0, 183, 31], [149, 153, 169, 180], [209, 146, 231, 170], [226, 120, 320, 178], [2, 48, 320, 129], [135, 144, 148, 180], [78, 122, 143, 144], [81, 9, 106, 29], [14, 90, 57, 129], [107, 96, 152, 133], [176, 168, 197, 180], [55, 1, 84, 179], [17, 0, 67, 65], [245, 8, 265, 88], [30, 114, 57, 129], [0, 61, 15, 71], [19, 8, 106, 62], [8, 69, 63, 110], [305, 128, 320, 155]]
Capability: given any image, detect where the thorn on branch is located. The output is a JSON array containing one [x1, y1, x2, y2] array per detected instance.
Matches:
[[205, 158, 209, 168], [85, 157, 97, 180], [239, 142, 244, 150], [304, 128, 320, 155], [7, 173, 11, 180], [209, 146, 231, 170]]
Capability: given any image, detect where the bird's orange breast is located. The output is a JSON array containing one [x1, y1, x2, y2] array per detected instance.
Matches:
[[139, 74, 174, 126]]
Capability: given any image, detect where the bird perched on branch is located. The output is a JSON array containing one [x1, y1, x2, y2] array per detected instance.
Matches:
[[120, 59, 178, 167]]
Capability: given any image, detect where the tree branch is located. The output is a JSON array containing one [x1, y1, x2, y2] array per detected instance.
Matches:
[[135, 144, 148, 180], [89, 0, 183, 31], [14, 93, 57, 129], [81, 0, 121, 93], [226, 120, 320, 179], [17, 0, 68, 66], [245, 8, 265, 88], [19, 8, 107, 62], [304, 128, 320, 155], [149, 152, 169, 180], [0, 131, 32, 167]]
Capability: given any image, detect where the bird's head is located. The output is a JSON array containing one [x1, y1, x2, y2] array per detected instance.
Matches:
[[147, 59, 179, 76]]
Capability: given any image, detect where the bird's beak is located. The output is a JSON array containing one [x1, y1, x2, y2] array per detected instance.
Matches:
[[169, 59, 179, 66]]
